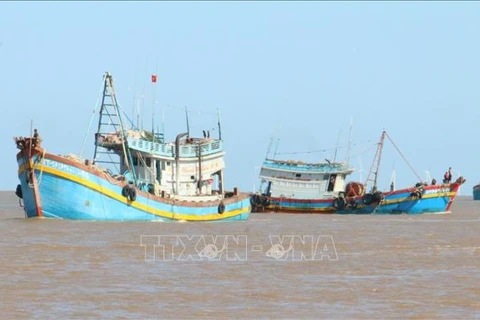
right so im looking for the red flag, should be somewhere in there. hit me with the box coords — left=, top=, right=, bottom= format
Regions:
left=151, top=74, right=157, bottom=83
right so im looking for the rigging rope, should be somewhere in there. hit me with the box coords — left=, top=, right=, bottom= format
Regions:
left=385, top=132, right=423, bottom=182
left=79, top=76, right=106, bottom=158
left=275, top=141, right=377, bottom=157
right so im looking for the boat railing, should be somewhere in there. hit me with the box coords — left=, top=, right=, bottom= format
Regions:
left=262, top=160, right=352, bottom=173
left=128, top=138, right=223, bottom=158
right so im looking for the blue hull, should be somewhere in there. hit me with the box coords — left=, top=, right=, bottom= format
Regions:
left=473, top=185, right=480, bottom=200
left=17, top=155, right=250, bottom=221
left=252, top=185, right=461, bottom=214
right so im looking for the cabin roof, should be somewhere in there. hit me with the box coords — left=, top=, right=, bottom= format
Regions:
left=262, top=158, right=354, bottom=174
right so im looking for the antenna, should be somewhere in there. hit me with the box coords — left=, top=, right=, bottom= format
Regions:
left=358, top=156, right=363, bottom=182
left=185, top=106, right=190, bottom=136
left=132, top=62, right=138, bottom=129
left=136, top=98, right=140, bottom=129
left=151, top=83, right=155, bottom=141
left=273, top=138, right=280, bottom=159
left=29, top=120, right=33, bottom=158
left=333, top=128, right=342, bottom=162
left=265, top=137, right=274, bottom=159
left=217, top=108, right=222, bottom=140
left=346, top=117, right=353, bottom=165
left=141, top=55, right=149, bottom=131
left=151, top=70, right=158, bottom=143
left=390, top=168, right=396, bottom=191
left=425, top=170, right=431, bottom=184
left=161, top=104, right=166, bottom=140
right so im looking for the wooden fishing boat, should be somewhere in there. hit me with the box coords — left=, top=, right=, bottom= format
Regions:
left=14, top=72, right=250, bottom=221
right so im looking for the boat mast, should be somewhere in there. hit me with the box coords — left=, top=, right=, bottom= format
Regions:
left=333, top=128, right=342, bottom=162
left=346, top=117, right=353, bottom=165
left=151, top=74, right=156, bottom=143
left=185, top=106, right=190, bottom=137
left=364, top=130, right=386, bottom=192
left=265, top=137, right=274, bottom=159
left=217, top=108, right=222, bottom=140
left=273, top=138, right=280, bottom=160
left=92, top=72, right=137, bottom=182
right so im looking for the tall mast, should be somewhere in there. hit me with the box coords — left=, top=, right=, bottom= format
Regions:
left=92, top=73, right=110, bottom=165
left=272, top=138, right=280, bottom=160
left=185, top=106, right=190, bottom=136
left=333, top=128, right=342, bottom=162
left=364, top=130, right=386, bottom=192
left=151, top=74, right=156, bottom=143
left=217, top=108, right=222, bottom=140
left=92, top=72, right=136, bottom=182
left=346, top=117, right=353, bottom=165
left=265, top=137, right=274, bottom=159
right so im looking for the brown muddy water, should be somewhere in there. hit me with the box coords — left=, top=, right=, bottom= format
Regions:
left=0, top=192, right=479, bottom=319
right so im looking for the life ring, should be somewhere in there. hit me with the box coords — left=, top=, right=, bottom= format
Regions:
left=333, top=197, right=346, bottom=210
left=218, top=202, right=225, bottom=214
left=15, top=184, right=23, bottom=199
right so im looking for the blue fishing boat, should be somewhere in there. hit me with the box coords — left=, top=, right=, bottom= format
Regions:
left=251, top=131, right=465, bottom=214
left=473, top=184, right=480, bottom=200
left=14, top=72, right=250, bottom=221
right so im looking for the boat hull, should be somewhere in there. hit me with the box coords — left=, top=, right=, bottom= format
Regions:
left=473, top=185, right=480, bottom=200
left=251, top=184, right=462, bottom=215
left=17, top=151, right=250, bottom=221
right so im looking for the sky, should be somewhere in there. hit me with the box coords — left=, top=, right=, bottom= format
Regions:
left=1, top=2, right=480, bottom=195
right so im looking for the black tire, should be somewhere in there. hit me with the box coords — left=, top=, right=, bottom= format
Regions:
left=373, top=191, right=384, bottom=203
left=362, top=193, right=374, bottom=205
left=250, top=194, right=259, bottom=206
left=218, top=202, right=225, bottom=214
left=15, top=184, right=23, bottom=199
left=122, top=185, right=136, bottom=202
left=122, top=185, right=129, bottom=198
left=333, top=197, right=346, bottom=210
left=128, top=188, right=137, bottom=202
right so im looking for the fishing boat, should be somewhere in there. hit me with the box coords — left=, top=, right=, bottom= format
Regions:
left=251, top=131, right=465, bottom=214
left=13, top=72, right=250, bottom=221
left=473, top=184, right=480, bottom=200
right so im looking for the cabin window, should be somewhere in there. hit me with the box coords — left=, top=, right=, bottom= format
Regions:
left=295, top=173, right=301, bottom=178
left=167, top=162, right=171, bottom=166
left=146, top=158, right=151, bottom=167
left=133, top=157, right=138, bottom=166
left=191, top=175, right=195, bottom=180
left=327, top=174, right=337, bottom=191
